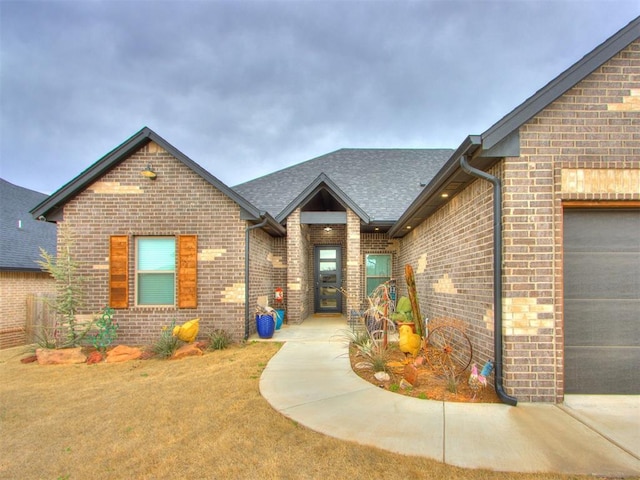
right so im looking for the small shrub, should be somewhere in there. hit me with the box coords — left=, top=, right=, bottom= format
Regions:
left=335, top=327, right=391, bottom=373
left=444, top=366, right=459, bottom=394
left=367, top=347, right=390, bottom=373
left=349, top=328, right=372, bottom=351
left=92, top=307, right=118, bottom=354
left=36, top=225, right=91, bottom=348
left=208, top=329, right=232, bottom=350
left=152, top=321, right=182, bottom=358
left=33, top=327, right=57, bottom=350
left=334, top=328, right=373, bottom=356
left=418, top=392, right=428, bottom=400
left=389, top=384, right=399, bottom=392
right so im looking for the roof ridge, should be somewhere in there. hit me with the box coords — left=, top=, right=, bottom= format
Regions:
left=0, top=177, right=49, bottom=197
left=232, top=147, right=454, bottom=189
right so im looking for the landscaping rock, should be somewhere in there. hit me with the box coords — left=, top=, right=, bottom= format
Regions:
left=106, top=345, right=142, bottom=363
left=36, top=347, right=87, bottom=365
left=194, top=340, right=208, bottom=350
left=354, top=361, right=371, bottom=370
left=20, top=355, right=38, bottom=364
left=374, top=371, right=390, bottom=382
left=399, top=378, right=413, bottom=390
left=86, top=351, right=104, bottom=364
left=139, top=350, right=155, bottom=360
left=171, top=343, right=203, bottom=360
left=403, top=364, right=418, bottom=386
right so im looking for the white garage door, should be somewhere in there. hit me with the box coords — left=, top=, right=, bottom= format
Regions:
left=564, top=209, right=640, bottom=394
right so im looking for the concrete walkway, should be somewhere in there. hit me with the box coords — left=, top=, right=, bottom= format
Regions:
left=256, top=316, right=640, bottom=477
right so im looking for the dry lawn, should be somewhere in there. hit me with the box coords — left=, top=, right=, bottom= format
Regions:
left=0, top=343, right=601, bottom=480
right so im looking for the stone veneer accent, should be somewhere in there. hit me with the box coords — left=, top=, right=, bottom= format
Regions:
left=561, top=168, right=640, bottom=194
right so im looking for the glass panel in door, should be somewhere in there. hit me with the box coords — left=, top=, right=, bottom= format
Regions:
left=315, top=246, right=342, bottom=313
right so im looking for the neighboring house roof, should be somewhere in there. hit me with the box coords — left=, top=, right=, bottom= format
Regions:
left=389, top=16, right=640, bottom=237
left=233, top=148, right=453, bottom=224
left=30, top=128, right=285, bottom=236
left=0, top=178, right=56, bottom=271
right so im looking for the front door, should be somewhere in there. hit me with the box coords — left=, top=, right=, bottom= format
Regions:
left=314, top=246, right=342, bottom=313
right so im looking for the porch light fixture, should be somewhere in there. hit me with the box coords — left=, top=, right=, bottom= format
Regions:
left=140, top=164, right=157, bottom=180
left=441, top=193, right=449, bottom=198
left=324, top=226, right=332, bottom=232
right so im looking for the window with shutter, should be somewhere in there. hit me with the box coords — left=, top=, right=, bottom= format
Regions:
left=136, top=237, right=176, bottom=306
left=109, top=235, right=198, bottom=309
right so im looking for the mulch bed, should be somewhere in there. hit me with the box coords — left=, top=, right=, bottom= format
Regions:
left=349, top=344, right=501, bottom=403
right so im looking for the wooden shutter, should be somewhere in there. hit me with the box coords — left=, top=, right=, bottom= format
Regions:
left=178, top=235, right=198, bottom=308
left=109, top=235, right=129, bottom=308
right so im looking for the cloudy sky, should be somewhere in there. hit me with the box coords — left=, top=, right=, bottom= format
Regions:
left=1, top=1, right=638, bottom=195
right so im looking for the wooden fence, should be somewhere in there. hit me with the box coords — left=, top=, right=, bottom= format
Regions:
left=25, top=294, right=56, bottom=344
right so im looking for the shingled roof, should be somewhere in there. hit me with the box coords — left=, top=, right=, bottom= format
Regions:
left=232, top=148, right=454, bottom=224
left=0, top=178, right=56, bottom=271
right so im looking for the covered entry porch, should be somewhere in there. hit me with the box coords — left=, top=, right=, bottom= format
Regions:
left=284, top=208, right=362, bottom=325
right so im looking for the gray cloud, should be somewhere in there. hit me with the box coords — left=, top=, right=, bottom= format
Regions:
left=1, top=0, right=638, bottom=194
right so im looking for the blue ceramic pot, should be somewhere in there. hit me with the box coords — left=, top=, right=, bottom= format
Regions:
left=274, top=309, right=285, bottom=330
left=256, top=313, right=275, bottom=339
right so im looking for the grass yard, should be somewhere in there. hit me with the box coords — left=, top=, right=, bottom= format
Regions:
left=0, top=342, right=600, bottom=480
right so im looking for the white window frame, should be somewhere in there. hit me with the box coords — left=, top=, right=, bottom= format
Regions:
left=135, top=236, right=176, bottom=306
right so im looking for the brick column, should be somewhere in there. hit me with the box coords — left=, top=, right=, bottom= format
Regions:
left=345, top=209, right=361, bottom=316
left=286, top=209, right=303, bottom=324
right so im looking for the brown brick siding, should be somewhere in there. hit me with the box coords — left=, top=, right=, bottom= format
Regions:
left=0, top=271, right=55, bottom=348
left=270, top=236, right=287, bottom=315
left=501, top=153, right=558, bottom=402
left=345, top=210, right=361, bottom=316
left=285, top=209, right=313, bottom=323
left=248, top=227, right=278, bottom=335
left=399, top=40, right=640, bottom=402
left=515, top=40, right=640, bottom=401
left=398, top=173, right=497, bottom=381
left=60, top=142, right=252, bottom=344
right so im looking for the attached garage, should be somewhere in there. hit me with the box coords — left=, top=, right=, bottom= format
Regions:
left=563, top=208, right=640, bottom=394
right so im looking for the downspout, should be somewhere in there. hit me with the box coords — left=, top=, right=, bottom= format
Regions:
left=244, top=217, right=269, bottom=340
left=460, top=155, right=518, bottom=406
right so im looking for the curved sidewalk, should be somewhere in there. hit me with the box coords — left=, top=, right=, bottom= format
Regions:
left=257, top=317, right=640, bottom=477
